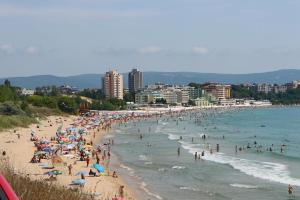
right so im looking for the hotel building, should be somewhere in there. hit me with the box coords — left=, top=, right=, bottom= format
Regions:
left=102, top=70, right=123, bottom=99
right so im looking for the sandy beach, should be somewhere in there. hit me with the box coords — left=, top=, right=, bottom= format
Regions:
left=0, top=115, right=136, bottom=200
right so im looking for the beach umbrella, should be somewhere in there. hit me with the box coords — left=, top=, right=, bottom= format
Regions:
left=42, top=147, right=52, bottom=153
left=75, top=171, right=88, bottom=176
left=40, top=139, right=50, bottom=144
left=71, top=179, right=86, bottom=185
left=31, top=130, right=36, bottom=136
left=68, top=135, right=77, bottom=141
left=79, top=128, right=87, bottom=135
left=51, top=170, right=62, bottom=175
left=35, top=151, right=48, bottom=155
left=44, top=170, right=62, bottom=176
left=66, top=144, right=76, bottom=149
left=93, top=163, right=105, bottom=173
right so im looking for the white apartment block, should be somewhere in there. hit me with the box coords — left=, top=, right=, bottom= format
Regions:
left=102, top=70, right=123, bottom=100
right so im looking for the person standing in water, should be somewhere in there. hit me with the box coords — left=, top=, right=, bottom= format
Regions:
left=194, top=152, right=197, bottom=160
left=288, top=184, right=294, bottom=195
left=177, top=147, right=180, bottom=156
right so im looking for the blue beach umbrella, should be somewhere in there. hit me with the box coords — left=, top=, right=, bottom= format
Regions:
left=71, top=179, right=86, bottom=185
left=75, top=171, right=88, bottom=176
left=68, top=135, right=77, bottom=141
left=42, top=147, right=52, bottom=153
left=93, top=163, right=105, bottom=173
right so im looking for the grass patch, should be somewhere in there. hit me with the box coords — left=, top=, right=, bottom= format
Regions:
left=28, top=105, right=62, bottom=117
left=0, top=115, right=37, bottom=131
left=0, top=161, right=93, bottom=200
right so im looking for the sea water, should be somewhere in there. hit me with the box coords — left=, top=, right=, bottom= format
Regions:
left=106, top=107, right=300, bottom=200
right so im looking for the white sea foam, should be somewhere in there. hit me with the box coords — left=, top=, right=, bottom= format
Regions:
left=139, top=155, right=148, bottom=161
left=180, top=141, right=300, bottom=186
left=120, top=164, right=140, bottom=178
left=179, top=186, right=200, bottom=192
left=119, top=131, right=130, bottom=135
left=145, top=161, right=153, bottom=165
left=230, top=183, right=258, bottom=189
left=158, top=168, right=166, bottom=172
left=120, top=164, right=133, bottom=172
left=168, top=133, right=180, bottom=140
left=140, top=181, right=163, bottom=200
left=172, top=165, right=186, bottom=170
left=115, top=129, right=121, bottom=133
left=103, top=134, right=115, bottom=139
left=155, top=126, right=162, bottom=133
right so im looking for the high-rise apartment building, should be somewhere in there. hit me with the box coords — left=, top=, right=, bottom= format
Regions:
left=128, top=68, right=144, bottom=93
left=102, top=70, right=123, bottom=99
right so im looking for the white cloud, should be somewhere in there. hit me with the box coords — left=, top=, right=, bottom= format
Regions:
left=25, top=46, right=39, bottom=55
left=0, top=4, right=158, bottom=19
left=0, top=43, right=14, bottom=54
left=192, top=46, right=209, bottom=55
left=138, top=46, right=162, bottom=54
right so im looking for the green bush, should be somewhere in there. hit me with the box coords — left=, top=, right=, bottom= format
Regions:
left=0, top=101, right=25, bottom=115
left=0, top=85, right=19, bottom=102
left=0, top=115, right=37, bottom=131
left=26, top=96, right=57, bottom=109
left=57, top=96, right=78, bottom=114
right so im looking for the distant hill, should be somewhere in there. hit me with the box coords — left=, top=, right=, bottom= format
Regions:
left=1, top=69, right=300, bottom=89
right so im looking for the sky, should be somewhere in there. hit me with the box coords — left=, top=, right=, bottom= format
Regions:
left=0, top=0, right=300, bottom=77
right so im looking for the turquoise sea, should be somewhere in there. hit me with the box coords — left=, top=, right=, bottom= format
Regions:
left=105, top=107, right=300, bottom=200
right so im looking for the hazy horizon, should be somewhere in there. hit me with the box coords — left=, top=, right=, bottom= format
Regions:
left=1, top=68, right=299, bottom=79
left=1, top=0, right=300, bottom=77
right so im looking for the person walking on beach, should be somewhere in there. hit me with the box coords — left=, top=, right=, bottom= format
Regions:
left=86, top=156, right=90, bottom=167
left=96, top=154, right=100, bottom=164
left=177, top=147, right=180, bottom=156
left=68, top=164, right=73, bottom=175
